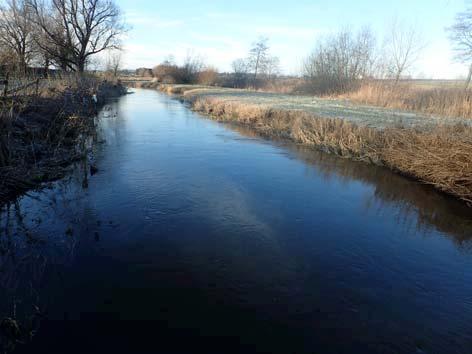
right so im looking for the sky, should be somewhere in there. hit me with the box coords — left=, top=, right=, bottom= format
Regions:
left=117, top=0, right=470, bottom=79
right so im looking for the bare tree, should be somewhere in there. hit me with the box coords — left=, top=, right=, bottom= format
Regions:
left=448, top=2, right=472, bottom=88
left=197, top=66, right=218, bottom=85
left=303, top=27, right=376, bottom=94
left=0, top=0, right=37, bottom=73
left=385, top=19, right=424, bottom=83
left=151, top=52, right=207, bottom=84
left=266, top=56, right=280, bottom=80
left=27, top=0, right=126, bottom=72
left=248, top=37, right=270, bottom=85
left=106, top=50, right=122, bottom=77
left=32, top=13, right=73, bottom=71
left=0, top=45, right=16, bottom=67
left=230, top=58, right=249, bottom=88
left=181, top=51, right=205, bottom=83
left=153, top=61, right=181, bottom=83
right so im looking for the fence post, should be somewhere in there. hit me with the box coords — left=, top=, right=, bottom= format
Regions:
left=35, top=78, right=40, bottom=96
left=3, top=73, right=8, bottom=97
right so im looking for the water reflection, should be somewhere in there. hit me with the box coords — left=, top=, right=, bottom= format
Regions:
left=230, top=124, right=472, bottom=247
left=0, top=89, right=471, bottom=354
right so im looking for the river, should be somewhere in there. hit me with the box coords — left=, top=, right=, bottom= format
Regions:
left=1, top=89, right=471, bottom=354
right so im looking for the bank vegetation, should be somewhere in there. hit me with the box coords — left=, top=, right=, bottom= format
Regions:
left=151, top=84, right=472, bottom=205
left=131, top=7, right=472, bottom=204
left=0, top=0, right=128, bottom=206
left=0, top=75, right=126, bottom=203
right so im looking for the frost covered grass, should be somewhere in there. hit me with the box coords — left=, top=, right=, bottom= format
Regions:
left=157, top=85, right=472, bottom=204
left=177, top=86, right=469, bottom=129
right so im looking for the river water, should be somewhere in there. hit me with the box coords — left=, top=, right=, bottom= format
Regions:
left=1, top=89, right=472, bottom=354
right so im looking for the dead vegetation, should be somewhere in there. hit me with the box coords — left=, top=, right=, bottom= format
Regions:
left=344, top=82, right=472, bottom=119
left=230, top=126, right=472, bottom=245
left=0, top=75, right=126, bottom=203
left=181, top=91, right=472, bottom=204
left=141, top=77, right=472, bottom=120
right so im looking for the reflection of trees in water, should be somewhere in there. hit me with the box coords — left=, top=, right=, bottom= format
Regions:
left=0, top=200, right=47, bottom=353
left=0, top=101, right=118, bottom=352
left=296, top=146, right=472, bottom=248
left=230, top=124, right=472, bottom=248
left=298, top=147, right=472, bottom=246
left=0, top=105, right=470, bottom=350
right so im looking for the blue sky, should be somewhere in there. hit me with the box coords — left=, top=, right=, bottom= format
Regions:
left=118, top=0, right=469, bottom=79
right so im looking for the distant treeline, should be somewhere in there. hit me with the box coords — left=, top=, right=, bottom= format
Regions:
left=142, top=3, right=472, bottom=95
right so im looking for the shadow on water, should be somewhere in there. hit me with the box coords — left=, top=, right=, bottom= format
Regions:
left=0, top=89, right=471, bottom=354
left=291, top=147, right=472, bottom=245
left=0, top=171, right=88, bottom=352
left=229, top=124, right=472, bottom=247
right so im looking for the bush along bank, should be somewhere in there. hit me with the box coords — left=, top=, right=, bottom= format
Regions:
left=0, top=77, right=127, bottom=203
left=160, top=85, right=472, bottom=205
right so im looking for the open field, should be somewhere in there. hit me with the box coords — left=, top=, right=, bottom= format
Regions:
left=408, top=80, right=466, bottom=89
left=154, top=84, right=472, bottom=204
left=166, top=85, right=470, bottom=129
left=129, top=76, right=472, bottom=120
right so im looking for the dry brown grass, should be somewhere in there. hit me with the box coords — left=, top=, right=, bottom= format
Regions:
left=230, top=126, right=472, bottom=244
left=0, top=76, right=125, bottom=203
left=344, top=82, right=472, bottom=119
left=188, top=95, right=472, bottom=204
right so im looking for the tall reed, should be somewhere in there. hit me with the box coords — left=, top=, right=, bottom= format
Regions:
left=344, top=82, right=472, bottom=119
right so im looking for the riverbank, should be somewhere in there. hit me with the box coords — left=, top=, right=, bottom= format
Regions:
left=0, top=77, right=127, bottom=203
left=1, top=89, right=471, bottom=354
left=156, top=84, right=472, bottom=205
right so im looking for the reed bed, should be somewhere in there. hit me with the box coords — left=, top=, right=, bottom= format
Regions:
left=184, top=92, right=472, bottom=204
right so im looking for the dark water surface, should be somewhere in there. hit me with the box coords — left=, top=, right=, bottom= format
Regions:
left=1, top=89, right=472, bottom=354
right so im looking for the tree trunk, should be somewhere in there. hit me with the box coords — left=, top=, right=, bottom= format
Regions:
left=77, top=60, right=85, bottom=72
left=19, top=56, right=28, bottom=76
left=394, top=71, right=401, bottom=85
left=465, top=64, right=472, bottom=90
left=43, top=58, right=50, bottom=78
left=253, top=54, right=260, bottom=88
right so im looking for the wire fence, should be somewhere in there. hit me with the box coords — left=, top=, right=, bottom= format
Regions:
left=0, top=73, right=43, bottom=97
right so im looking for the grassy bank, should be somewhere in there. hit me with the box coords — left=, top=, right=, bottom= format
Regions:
left=228, top=127, right=472, bottom=244
left=128, top=75, right=472, bottom=119
left=156, top=85, right=472, bottom=204
left=0, top=76, right=127, bottom=203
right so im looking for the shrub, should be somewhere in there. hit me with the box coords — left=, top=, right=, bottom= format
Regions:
left=197, top=67, right=218, bottom=86
left=152, top=64, right=185, bottom=84
left=303, top=28, right=376, bottom=95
